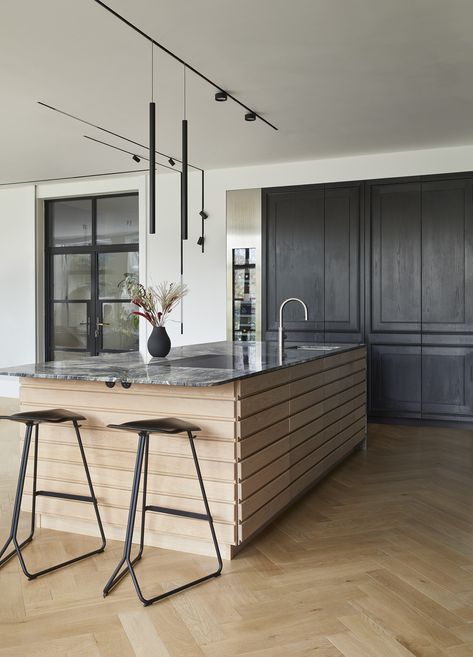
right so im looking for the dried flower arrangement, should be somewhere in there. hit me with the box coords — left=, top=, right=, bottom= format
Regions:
left=122, top=276, right=188, bottom=327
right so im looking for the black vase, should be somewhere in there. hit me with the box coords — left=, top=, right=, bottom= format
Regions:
left=148, top=326, right=171, bottom=357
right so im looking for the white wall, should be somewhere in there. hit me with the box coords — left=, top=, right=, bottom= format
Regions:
left=3, top=142, right=473, bottom=397
left=0, top=186, right=36, bottom=396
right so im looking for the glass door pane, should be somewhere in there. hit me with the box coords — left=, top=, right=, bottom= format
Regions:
left=98, top=252, right=139, bottom=299
left=53, top=254, right=91, bottom=300
left=52, top=302, right=90, bottom=359
left=49, top=199, right=92, bottom=247
left=96, top=195, right=139, bottom=245
left=100, top=302, right=139, bottom=351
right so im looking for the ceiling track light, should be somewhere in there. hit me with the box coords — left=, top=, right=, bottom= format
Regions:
left=215, top=91, right=228, bottom=102
left=38, top=101, right=204, bottom=172
left=132, top=154, right=141, bottom=163
left=168, top=157, right=176, bottom=166
left=199, top=210, right=208, bottom=220
left=93, top=0, right=277, bottom=130
left=245, top=112, right=257, bottom=122
left=197, top=236, right=205, bottom=246
left=83, top=135, right=176, bottom=172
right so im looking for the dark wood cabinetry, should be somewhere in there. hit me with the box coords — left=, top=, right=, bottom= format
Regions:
left=263, top=173, right=473, bottom=425
left=263, top=183, right=362, bottom=344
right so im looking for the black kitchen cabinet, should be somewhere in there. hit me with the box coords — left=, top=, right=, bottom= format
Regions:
left=263, top=183, right=362, bottom=344
left=421, top=346, right=473, bottom=420
left=370, top=182, right=421, bottom=334
left=324, top=186, right=362, bottom=341
left=264, top=187, right=325, bottom=341
left=370, top=344, right=421, bottom=417
left=368, top=176, right=473, bottom=422
left=421, top=179, right=473, bottom=334
left=263, top=172, right=473, bottom=426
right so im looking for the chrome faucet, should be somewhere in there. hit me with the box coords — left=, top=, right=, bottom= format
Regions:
left=278, top=298, right=309, bottom=360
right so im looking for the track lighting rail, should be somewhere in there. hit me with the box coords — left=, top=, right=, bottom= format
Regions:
left=83, top=135, right=177, bottom=172
left=93, top=0, right=278, bottom=131
left=37, top=101, right=203, bottom=172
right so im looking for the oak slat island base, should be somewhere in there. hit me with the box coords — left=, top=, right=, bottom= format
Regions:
left=18, top=346, right=366, bottom=560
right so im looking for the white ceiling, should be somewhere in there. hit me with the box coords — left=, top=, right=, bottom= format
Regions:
left=2, top=0, right=473, bottom=183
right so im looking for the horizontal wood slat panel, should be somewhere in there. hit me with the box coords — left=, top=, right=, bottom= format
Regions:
left=22, top=442, right=235, bottom=481
left=239, top=429, right=365, bottom=542
left=238, top=393, right=365, bottom=459
left=30, top=424, right=236, bottom=460
left=22, top=476, right=236, bottom=522
left=22, top=377, right=236, bottom=399
left=237, top=368, right=293, bottom=397
left=21, top=385, right=236, bottom=419
left=238, top=405, right=366, bottom=482
left=22, top=495, right=236, bottom=543
left=21, top=459, right=236, bottom=503
left=290, top=384, right=366, bottom=432
left=240, top=421, right=366, bottom=520
left=19, top=402, right=236, bottom=440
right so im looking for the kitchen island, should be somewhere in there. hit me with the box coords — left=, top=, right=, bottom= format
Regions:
left=0, top=341, right=366, bottom=559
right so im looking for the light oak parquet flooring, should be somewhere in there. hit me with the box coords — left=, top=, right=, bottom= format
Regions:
left=2, top=398, right=473, bottom=655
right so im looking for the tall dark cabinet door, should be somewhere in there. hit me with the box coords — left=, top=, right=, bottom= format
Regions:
left=264, top=187, right=325, bottom=340
left=421, top=179, right=473, bottom=420
left=368, top=182, right=422, bottom=418
left=370, top=183, right=422, bottom=334
left=324, top=185, right=362, bottom=341
left=421, top=180, right=473, bottom=334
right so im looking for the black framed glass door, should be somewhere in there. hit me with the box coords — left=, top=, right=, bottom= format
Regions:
left=45, top=194, right=139, bottom=361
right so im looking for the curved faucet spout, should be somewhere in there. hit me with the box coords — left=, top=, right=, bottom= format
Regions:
left=278, top=298, right=309, bottom=361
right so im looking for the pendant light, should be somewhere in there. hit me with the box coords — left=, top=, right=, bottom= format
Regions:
left=149, top=43, right=156, bottom=234
left=181, top=66, right=188, bottom=241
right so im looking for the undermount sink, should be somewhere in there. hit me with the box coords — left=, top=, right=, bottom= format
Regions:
left=289, top=345, right=342, bottom=351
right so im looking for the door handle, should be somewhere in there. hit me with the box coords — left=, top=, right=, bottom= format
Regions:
left=95, top=319, right=110, bottom=339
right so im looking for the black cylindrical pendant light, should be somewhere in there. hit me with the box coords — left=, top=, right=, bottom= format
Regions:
left=149, top=101, right=156, bottom=234
left=181, top=118, right=188, bottom=240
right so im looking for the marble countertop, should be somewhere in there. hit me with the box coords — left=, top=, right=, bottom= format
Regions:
left=0, top=341, right=365, bottom=387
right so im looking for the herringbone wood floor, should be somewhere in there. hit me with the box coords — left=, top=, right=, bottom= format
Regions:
left=2, top=397, right=473, bottom=656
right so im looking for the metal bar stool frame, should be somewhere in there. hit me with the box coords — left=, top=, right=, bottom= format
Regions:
left=0, top=412, right=106, bottom=580
left=103, top=425, right=223, bottom=606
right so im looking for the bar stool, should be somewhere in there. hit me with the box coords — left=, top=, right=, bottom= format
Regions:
left=0, top=409, right=106, bottom=579
left=103, top=417, right=223, bottom=606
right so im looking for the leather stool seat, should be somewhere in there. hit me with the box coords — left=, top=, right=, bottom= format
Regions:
left=0, top=408, right=86, bottom=424
left=108, top=417, right=201, bottom=434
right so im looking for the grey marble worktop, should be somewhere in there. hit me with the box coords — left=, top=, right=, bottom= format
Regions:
left=0, top=341, right=365, bottom=387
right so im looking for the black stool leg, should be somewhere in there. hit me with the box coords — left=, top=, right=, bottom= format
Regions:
left=103, top=431, right=223, bottom=607
left=0, top=423, right=35, bottom=574
left=1, top=421, right=106, bottom=580
left=187, top=431, right=223, bottom=576
left=72, top=420, right=106, bottom=551
left=103, top=432, right=147, bottom=598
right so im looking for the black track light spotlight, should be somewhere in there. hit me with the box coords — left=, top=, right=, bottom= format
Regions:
left=132, top=154, right=141, bottom=163
left=215, top=91, right=228, bottom=102
left=199, top=210, right=208, bottom=219
left=197, top=236, right=205, bottom=246
left=168, top=157, right=176, bottom=166
left=245, top=112, right=257, bottom=122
